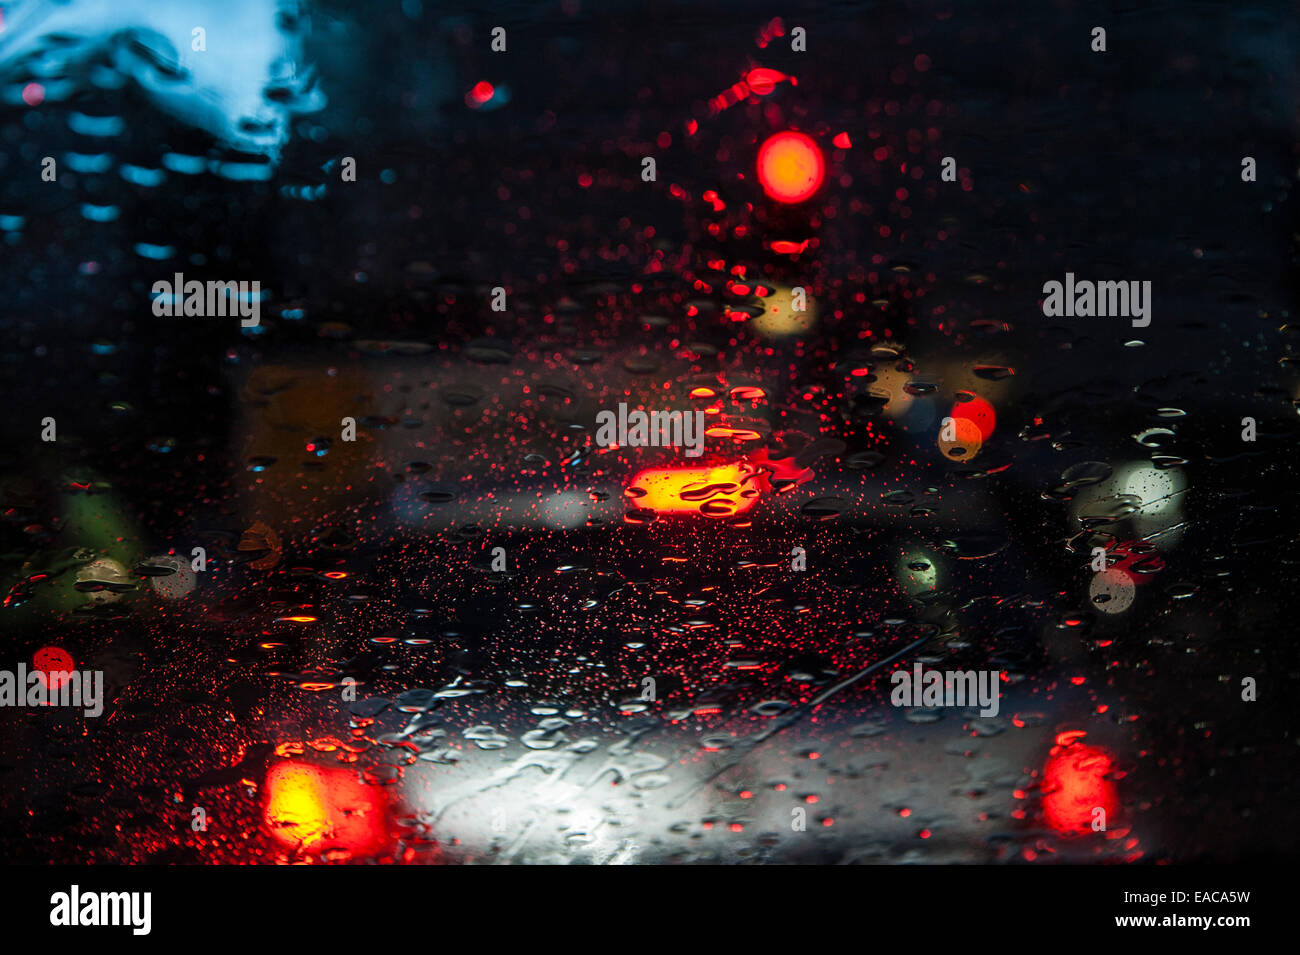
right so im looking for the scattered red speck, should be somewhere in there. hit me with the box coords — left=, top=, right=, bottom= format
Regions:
left=914, top=53, right=932, bottom=72
left=1070, top=675, right=1086, bottom=686
left=833, top=131, right=852, bottom=149
left=685, top=118, right=698, bottom=136
left=919, top=829, right=931, bottom=839
left=805, top=794, right=819, bottom=804
left=577, top=172, right=593, bottom=188
left=22, top=82, right=44, bottom=107
left=899, top=807, right=912, bottom=817
left=728, top=823, right=743, bottom=832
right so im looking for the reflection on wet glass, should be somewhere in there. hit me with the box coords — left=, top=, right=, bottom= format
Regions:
left=0, top=0, right=1296, bottom=866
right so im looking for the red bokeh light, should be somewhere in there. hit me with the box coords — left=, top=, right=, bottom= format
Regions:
left=1042, top=741, right=1118, bottom=837
left=466, top=81, right=495, bottom=107
left=952, top=394, right=996, bottom=441
left=32, top=646, right=74, bottom=693
left=757, top=131, right=825, bottom=203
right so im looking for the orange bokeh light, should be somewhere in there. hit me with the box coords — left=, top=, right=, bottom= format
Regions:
left=264, top=761, right=388, bottom=855
left=757, top=131, right=825, bottom=203
left=626, top=463, right=761, bottom=517
left=625, top=452, right=813, bottom=518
